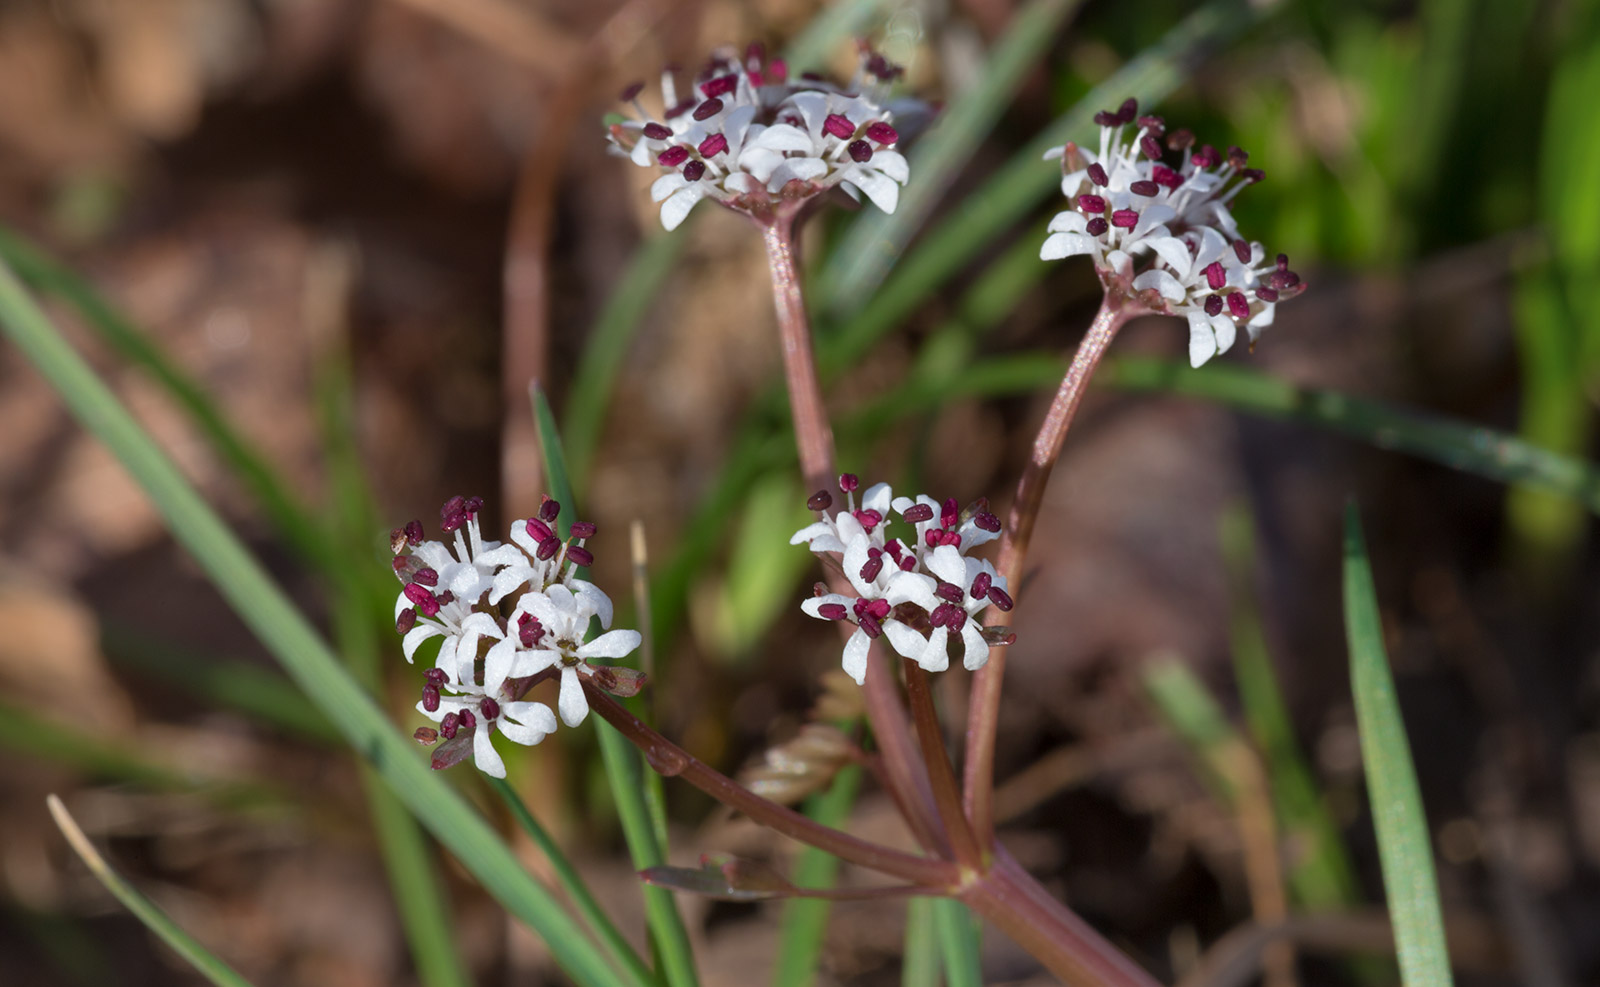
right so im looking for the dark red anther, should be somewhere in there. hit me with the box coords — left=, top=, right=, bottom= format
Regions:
left=396, top=608, right=417, bottom=633
left=860, top=555, right=884, bottom=583
left=1086, top=217, right=1109, bottom=236
left=925, top=528, right=942, bottom=549
left=436, top=590, right=454, bottom=605
left=526, top=518, right=552, bottom=542
left=941, top=530, right=963, bottom=548
left=518, top=614, right=543, bottom=648
left=866, top=121, right=898, bottom=144
left=935, top=582, right=963, bottom=604
left=941, top=497, right=960, bottom=529
left=899, top=556, right=916, bottom=571
left=642, top=122, right=672, bottom=140
left=1167, top=128, right=1195, bottom=150
left=769, top=58, right=787, bottom=81
left=1130, top=179, right=1160, bottom=197
left=464, top=496, right=484, bottom=515
left=1088, top=163, right=1109, bottom=187
left=1192, top=145, right=1218, bottom=168
left=422, top=684, right=441, bottom=712
left=440, top=711, right=460, bottom=739
left=570, top=521, right=597, bottom=539
left=1204, top=261, right=1227, bottom=290
left=987, top=586, right=1014, bottom=611
left=658, top=146, right=689, bottom=167
left=854, top=509, right=883, bottom=531
left=1268, top=254, right=1301, bottom=290
left=847, top=140, right=873, bottom=162
left=412, top=567, right=439, bottom=587
left=566, top=545, right=595, bottom=567
left=480, top=698, right=500, bottom=720
left=1204, top=294, right=1224, bottom=317
left=693, top=98, right=724, bottom=121
left=1111, top=209, right=1139, bottom=229
left=441, top=495, right=466, bottom=519
left=458, top=709, right=477, bottom=732
left=404, top=520, right=425, bottom=546
left=1140, top=136, right=1164, bottom=160
left=745, top=40, right=766, bottom=63
left=682, top=160, right=706, bottom=181
left=901, top=503, right=934, bottom=523
left=620, top=81, right=646, bottom=102
left=1078, top=193, right=1107, bottom=214
left=1137, top=114, right=1165, bottom=132
left=818, top=603, right=849, bottom=620
left=539, top=498, right=560, bottom=522
left=1116, top=98, right=1138, bottom=123
left=807, top=490, right=833, bottom=512
left=864, top=598, right=890, bottom=620
left=1233, top=240, right=1252, bottom=264
left=1093, top=109, right=1120, bottom=127
left=971, top=572, right=992, bottom=599
left=838, top=473, right=860, bottom=492
left=884, top=540, right=904, bottom=561
left=700, top=74, right=738, bottom=97
left=537, top=536, right=561, bottom=561
left=404, top=582, right=438, bottom=615
left=425, top=668, right=447, bottom=686
left=698, top=133, right=729, bottom=157
left=1256, top=287, right=1279, bottom=302
left=1227, top=145, right=1249, bottom=169
left=857, top=612, right=883, bottom=638
left=823, top=113, right=855, bottom=139
left=1227, top=292, right=1250, bottom=319
left=665, top=98, right=698, bottom=118
left=1152, top=164, right=1183, bottom=188
left=974, top=512, right=1001, bottom=532
left=1241, top=168, right=1264, bottom=184
left=414, top=726, right=439, bottom=745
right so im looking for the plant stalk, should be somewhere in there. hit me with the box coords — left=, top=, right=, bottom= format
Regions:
left=903, top=662, right=983, bottom=869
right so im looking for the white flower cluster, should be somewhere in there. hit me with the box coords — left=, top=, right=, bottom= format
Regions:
left=392, top=496, right=641, bottom=778
left=790, top=474, right=1015, bottom=685
left=607, top=43, right=913, bottom=229
left=1040, top=99, right=1305, bottom=367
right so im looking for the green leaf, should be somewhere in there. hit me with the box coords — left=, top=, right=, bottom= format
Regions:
left=932, top=899, right=982, bottom=987
left=48, top=795, right=258, bottom=987
left=771, top=764, right=864, bottom=987
left=1342, top=505, right=1454, bottom=987
left=901, top=897, right=941, bottom=987
left=0, top=260, right=625, bottom=987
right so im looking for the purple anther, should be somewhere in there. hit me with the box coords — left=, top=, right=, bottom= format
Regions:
left=1268, top=254, right=1301, bottom=290
left=935, top=582, right=963, bottom=604
left=857, top=612, right=883, bottom=638
left=682, top=160, right=707, bottom=181
left=1167, top=128, right=1195, bottom=150
left=480, top=698, right=500, bottom=720
left=838, top=473, right=859, bottom=492
left=971, top=572, right=992, bottom=599
left=1088, top=163, right=1109, bottom=187
left=1191, top=145, right=1219, bottom=168
left=539, top=498, right=560, bottom=522
left=620, top=81, right=645, bottom=102
left=864, top=598, right=890, bottom=620
left=440, top=711, right=460, bottom=739
left=403, top=520, right=424, bottom=545
left=570, top=521, right=597, bottom=539
left=518, top=613, right=543, bottom=648
left=412, top=567, right=439, bottom=587
left=1152, top=164, right=1182, bottom=188
left=422, top=684, right=440, bottom=712
left=693, top=98, right=724, bottom=121
left=1233, top=240, right=1252, bottom=264
left=1093, top=109, right=1120, bottom=127
left=1227, top=145, right=1249, bottom=169
left=854, top=509, right=883, bottom=531
left=901, top=503, right=934, bottom=523
left=823, top=113, right=855, bottom=139
left=666, top=99, right=697, bottom=118
left=769, top=58, right=787, bottom=82
left=1241, top=168, right=1264, bottom=184
left=526, top=518, right=552, bottom=542
left=698, top=133, right=729, bottom=157
left=1227, top=292, right=1250, bottom=319
left=658, top=146, right=689, bottom=167
left=1204, top=294, right=1224, bottom=317
left=899, top=556, right=916, bottom=571
left=925, top=528, right=942, bottom=549
left=1137, top=114, right=1165, bottom=132
left=404, top=582, right=438, bottom=613
left=436, top=591, right=454, bottom=605
left=866, top=121, right=899, bottom=144
left=458, top=709, right=477, bottom=731
left=537, top=536, right=561, bottom=561
left=1111, top=209, right=1139, bottom=228
left=1130, top=179, right=1159, bottom=197
left=441, top=495, right=465, bottom=519
left=1086, top=217, right=1109, bottom=236
left=700, top=74, right=737, bottom=97
left=847, top=140, right=873, bottom=162
left=1204, top=261, right=1227, bottom=290
left=1078, top=193, right=1107, bottom=214
left=987, top=586, right=1014, bottom=611
left=425, top=668, right=447, bottom=686
left=818, top=603, right=849, bottom=621
left=745, top=40, right=766, bottom=62
left=1116, top=98, right=1138, bottom=123
left=807, top=490, right=833, bottom=512
left=1140, top=136, right=1164, bottom=160
left=974, top=512, right=1001, bottom=532
left=396, top=608, right=417, bottom=633
left=464, top=496, right=484, bottom=515
left=885, top=540, right=904, bottom=561
left=941, top=497, right=960, bottom=529
left=642, top=122, right=672, bottom=140
left=567, top=545, right=595, bottom=567
left=1256, top=287, right=1279, bottom=302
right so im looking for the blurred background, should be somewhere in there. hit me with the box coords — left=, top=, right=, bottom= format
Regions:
left=2, top=0, right=1598, bottom=983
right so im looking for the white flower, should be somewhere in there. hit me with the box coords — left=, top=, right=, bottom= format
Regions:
left=608, top=44, right=917, bottom=229
left=514, top=583, right=643, bottom=727
left=417, top=688, right=557, bottom=779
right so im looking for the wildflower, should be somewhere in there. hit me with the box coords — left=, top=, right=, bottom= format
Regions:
left=513, top=583, right=644, bottom=727
left=608, top=42, right=916, bottom=229
left=417, top=679, right=558, bottom=778
left=1040, top=99, right=1305, bottom=366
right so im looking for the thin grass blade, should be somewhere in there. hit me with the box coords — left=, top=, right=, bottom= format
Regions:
left=902, top=896, right=941, bottom=987
left=932, top=898, right=982, bottom=987
left=771, top=764, right=864, bottom=987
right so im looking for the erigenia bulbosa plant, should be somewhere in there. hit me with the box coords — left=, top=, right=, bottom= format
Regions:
left=384, top=42, right=1306, bottom=982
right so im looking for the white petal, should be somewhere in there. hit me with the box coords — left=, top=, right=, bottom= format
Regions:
left=1130, top=204, right=1177, bottom=240
left=1133, top=268, right=1185, bottom=302
left=1147, top=236, right=1194, bottom=279
left=801, top=593, right=855, bottom=619
left=558, top=667, right=589, bottom=727
left=497, top=702, right=556, bottom=745
left=841, top=537, right=875, bottom=597
left=745, top=123, right=816, bottom=153
left=842, top=166, right=900, bottom=214
left=956, top=520, right=1000, bottom=550
left=544, top=583, right=576, bottom=614
left=483, top=637, right=518, bottom=694
left=472, top=726, right=507, bottom=778
left=917, top=627, right=950, bottom=673
left=659, top=187, right=703, bottom=231
left=1211, top=312, right=1237, bottom=356
left=790, top=520, right=837, bottom=546
left=402, top=624, right=445, bottom=663
left=925, top=544, right=967, bottom=586
left=1187, top=312, right=1218, bottom=368
left=412, top=542, right=455, bottom=571
left=570, top=580, right=614, bottom=630
left=489, top=565, right=534, bottom=605
left=650, top=172, right=688, bottom=202
left=884, top=571, right=938, bottom=610
left=578, top=629, right=642, bottom=660
left=960, top=620, right=991, bottom=670
left=525, top=649, right=563, bottom=674
left=871, top=150, right=909, bottom=183
left=860, top=482, right=894, bottom=517
left=767, top=157, right=829, bottom=191
left=883, top=620, right=928, bottom=660
left=1040, top=232, right=1095, bottom=261
left=833, top=511, right=865, bottom=543
left=1046, top=210, right=1089, bottom=234
left=474, top=544, right=524, bottom=569
left=841, top=630, right=871, bottom=685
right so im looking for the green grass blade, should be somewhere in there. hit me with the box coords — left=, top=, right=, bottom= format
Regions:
left=821, top=0, right=1084, bottom=311
left=1342, top=505, right=1454, bottom=987
left=771, top=764, right=863, bottom=987
left=931, top=899, right=982, bottom=987
left=47, top=795, right=258, bottom=987
left=0, top=260, right=624, bottom=987
left=901, top=897, right=941, bottom=987
left=0, top=226, right=338, bottom=579
left=821, top=0, right=1266, bottom=371
left=489, top=777, right=658, bottom=987
left=531, top=384, right=700, bottom=987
